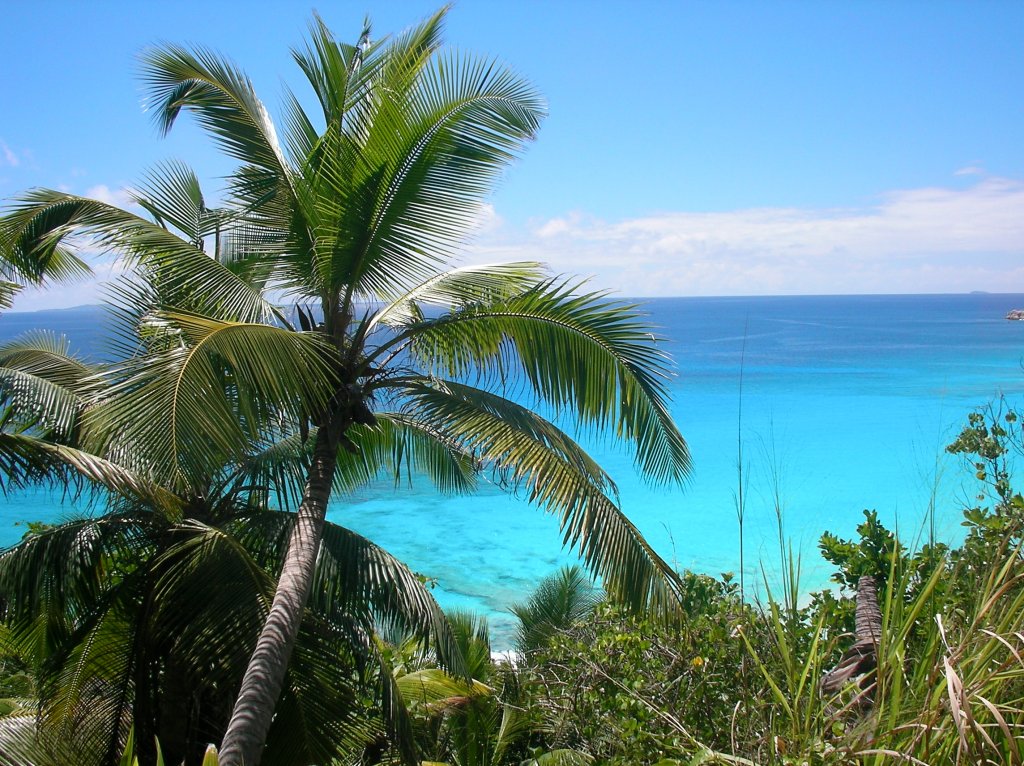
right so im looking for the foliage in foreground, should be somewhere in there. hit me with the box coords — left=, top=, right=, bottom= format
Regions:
left=0, top=407, right=1023, bottom=764
left=2, top=10, right=692, bottom=763
left=505, top=405, right=1024, bottom=766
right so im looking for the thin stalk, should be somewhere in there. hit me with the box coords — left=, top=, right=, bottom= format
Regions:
left=735, top=316, right=749, bottom=605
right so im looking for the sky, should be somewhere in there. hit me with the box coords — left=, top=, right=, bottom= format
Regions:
left=2, top=0, right=1022, bottom=310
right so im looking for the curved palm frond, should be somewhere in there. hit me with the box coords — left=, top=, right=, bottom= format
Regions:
left=397, top=667, right=491, bottom=710
left=389, top=279, right=691, bottom=485
left=0, top=200, right=90, bottom=287
left=336, top=415, right=478, bottom=496
left=0, top=282, right=21, bottom=311
left=263, top=615, right=380, bottom=766
left=0, top=332, right=89, bottom=390
left=370, top=261, right=547, bottom=330
left=37, top=583, right=139, bottom=766
left=316, top=521, right=467, bottom=678
left=0, top=332, right=90, bottom=441
left=0, top=715, right=51, bottom=766
left=204, top=508, right=467, bottom=680
left=396, top=380, right=616, bottom=495
left=2, top=190, right=274, bottom=324
left=134, top=160, right=232, bottom=249
left=334, top=46, right=545, bottom=302
left=0, top=511, right=425, bottom=766
left=86, top=314, right=337, bottom=491
left=510, top=566, right=600, bottom=654
left=444, top=609, right=493, bottom=683
left=396, top=380, right=683, bottom=610
left=139, top=45, right=295, bottom=188
left=527, top=750, right=595, bottom=766
left=0, top=514, right=155, bottom=661
left=0, top=434, right=180, bottom=516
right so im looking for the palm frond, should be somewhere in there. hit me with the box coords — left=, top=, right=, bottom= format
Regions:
left=396, top=380, right=615, bottom=495
left=134, top=160, right=230, bottom=248
left=0, top=197, right=90, bottom=286
left=0, top=434, right=180, bottom=515
left=370, top=262, right=546, bottom=329
left=0, top=715, right=48, bottom=766
left=2, top=190, right=274, bottom=323
left=0, top=282, right=22, bottom=311
left=264, top=616, right=381, bottom=766
left=335, top=415, right=478, bottom=497
left=37, top=591, right=138, bottom=766
left=86, top=314, right=336, bottom=492
left=0, top=332, right=89, bottom=389
left=139, top=45, right=294, bottom=186
left=396, top=668, right=491, bottom=710
left=314, top=521, right=467, bottom=678
left=333, top=46, right=545, bottom=301
left=0, top=332, right=90, bottom=440
left=511, top=566, right=600, bottom=654
left=391, top=280, right=691, bottom=485
left=397, top=380, right=683, bottom=611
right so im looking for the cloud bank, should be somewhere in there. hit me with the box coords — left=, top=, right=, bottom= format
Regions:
left=471, top=177, right=1024, bottom=296
left=8, top=176, right=1024, bottom=312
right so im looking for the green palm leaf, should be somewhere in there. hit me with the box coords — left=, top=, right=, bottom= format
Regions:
left=0, top=434, right=180, bottom=515
left=87, top=314, right=336, bottom=491
left=139, top=45, right=295, bottom=187
left=397, top=668, right=491, bottom=709
left=511, top=566, right=600, bottom=654
left=0, top=332, right=90, bottom=440
left=391, top=280, right=691, bottom=485
left=397, top=380, right=683, bottom=610
left=0, top=282, right=21, bottom=311
left=134, top=161, right=220, bottom=245
left=336, top=415, right=478, bottom=496
left=370, top=262, right=547, bottom=329
left=3, top=190, right=275, bottom=323
left=333, top=48, right=544, bottom=301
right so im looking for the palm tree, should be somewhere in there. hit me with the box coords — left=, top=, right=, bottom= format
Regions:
left=511, top=566, right=601, bottom=656
left=2, top=10, right=692, bottom=764
left=0, top=305, right=470, bottom=766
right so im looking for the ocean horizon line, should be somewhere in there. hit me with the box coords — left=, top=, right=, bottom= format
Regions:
left=7, top=289, right=1024, bottom=315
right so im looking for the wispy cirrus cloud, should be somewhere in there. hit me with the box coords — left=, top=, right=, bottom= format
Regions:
left=470, top=176, right=1024, bottom=296
left=0, top=139, right=20, bottom=167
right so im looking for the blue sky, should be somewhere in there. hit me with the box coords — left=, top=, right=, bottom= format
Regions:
left=2, top=1, right=1022, bottom=308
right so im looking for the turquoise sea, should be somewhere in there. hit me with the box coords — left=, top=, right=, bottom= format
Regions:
left=4, top=294, right=1024, bottom=647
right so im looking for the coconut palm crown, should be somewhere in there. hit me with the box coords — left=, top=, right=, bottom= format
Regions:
left=1, top=10, right=691, bottom=765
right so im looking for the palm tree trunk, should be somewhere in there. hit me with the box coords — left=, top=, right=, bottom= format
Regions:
left=821, top=575, right=882, bottom=709
left=218, top=422, right=341, bottom=766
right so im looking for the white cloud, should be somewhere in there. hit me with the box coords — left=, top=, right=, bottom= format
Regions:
left=85, top=184, right=134, bottom=208
left=9, top=260, right=125, bottom=313
left=468, top=177, right=1024, bottom=296
left=14, top=177, right=1024, bottom=311
left=0, top=140, right=19, bottom=167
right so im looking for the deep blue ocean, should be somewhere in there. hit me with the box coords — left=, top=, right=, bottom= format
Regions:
left=4, top=294, right=1024, bottom=647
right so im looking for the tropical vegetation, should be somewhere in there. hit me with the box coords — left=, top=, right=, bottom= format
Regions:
left=0, top=8, right=690, bottom=765
left=0, top=8, right=1023, bottom=766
